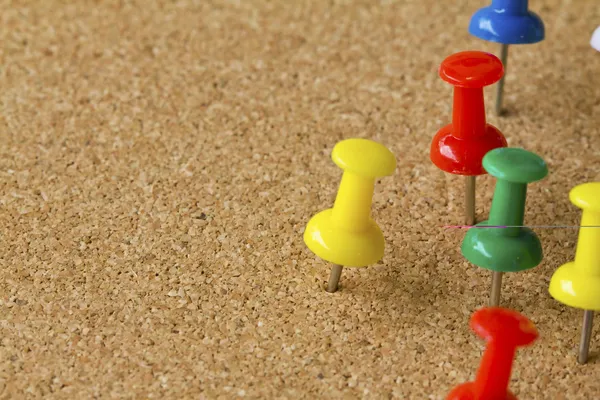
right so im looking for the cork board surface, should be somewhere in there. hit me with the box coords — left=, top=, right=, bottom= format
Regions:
left=0, top=0, right=599, bottom=398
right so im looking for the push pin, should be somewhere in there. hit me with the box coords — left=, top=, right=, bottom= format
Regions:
left=592, top=26, right=600, bottom=52
left=430, top=51, right=507, bottom=226
left=549, top=182, right=600, bottom=364
left=304, top=138, right=396, bottom=292
left=447, top=307, right=538, bottom=400
left=462, top=147, right=548, bottom=307
left=469, top=0, right=545, bottom=115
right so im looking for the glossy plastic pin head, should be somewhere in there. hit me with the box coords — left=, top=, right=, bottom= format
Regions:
left=469, top=0, right=545, bottom=45
left=591, top=26, right=600, bottom=52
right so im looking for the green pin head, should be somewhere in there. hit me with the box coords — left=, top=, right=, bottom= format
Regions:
left=483, top=147, right=548, bottom=183
left=461, top=147, right=548, bottom=273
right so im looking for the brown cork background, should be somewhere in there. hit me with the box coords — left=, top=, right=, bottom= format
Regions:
left=0, top=0, right=599, bottom=399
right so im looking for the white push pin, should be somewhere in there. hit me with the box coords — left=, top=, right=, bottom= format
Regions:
left=591, top=26, right=600, bottom=52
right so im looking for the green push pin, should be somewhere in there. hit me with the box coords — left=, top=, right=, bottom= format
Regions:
left=461, top=147, right=548, bottom=307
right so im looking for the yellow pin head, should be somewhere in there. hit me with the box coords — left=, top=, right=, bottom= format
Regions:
left=570, top=182, right=600, bottom=213
left=331, top=138, right=396, bottom=178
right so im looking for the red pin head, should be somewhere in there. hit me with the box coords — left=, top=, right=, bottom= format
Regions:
left=447, top=307, right=538, bottom=400
left=431, top=51, right=508, bottom=176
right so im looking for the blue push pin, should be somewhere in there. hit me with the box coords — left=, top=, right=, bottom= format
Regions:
left=469, top=0, right=545, bottom=115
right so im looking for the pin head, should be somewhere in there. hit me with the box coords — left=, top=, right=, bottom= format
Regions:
left=592, top=26, right=600, bottom=52
left=483, top=147, right=548, bottom=184
left=332, top=138, right=396, bottom=178
left=471, top=307, right=538, bottom=346
left=469, top=0, right=545, bottom=45
left=439, top=51, right=504, bottom=88
left=570, top=182, right=600, bottom=213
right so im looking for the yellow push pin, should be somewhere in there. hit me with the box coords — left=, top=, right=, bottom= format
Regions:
left=549, top=182, right=600, bottom=364
left=304, top=138, right=396, bottom=292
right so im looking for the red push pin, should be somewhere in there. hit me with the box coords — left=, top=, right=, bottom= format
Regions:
left=430, top=51, right=508, bottom=225
left=447, top=307, right=538, bottom=400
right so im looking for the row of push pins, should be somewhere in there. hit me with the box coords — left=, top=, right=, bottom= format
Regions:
left=300, top=2, right=599, bottom=397
left=302, top=51, right=600, bottom=369
left=451, top=196, right=600, bottom=399
left=432, top=49, right=600, bottom=365
left=303, top=137, right=599, bottom=366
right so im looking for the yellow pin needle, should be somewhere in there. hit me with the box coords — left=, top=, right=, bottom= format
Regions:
left=304, top=138, right=396, bottom=292
left=549, top=182, right=600, bottom=364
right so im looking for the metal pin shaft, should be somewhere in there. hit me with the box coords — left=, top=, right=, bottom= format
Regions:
left=327, top=264, right=343, bottom=293
left=495, top=44, right=509, bottom=116
left=465, top=176, right=476, bottom=226
left=578, top=310, right=594, bottom=364
left=489, top=271, right=503, bottom=307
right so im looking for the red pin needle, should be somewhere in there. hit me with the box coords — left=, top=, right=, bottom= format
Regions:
left=447, top=307, right=538, bottom=400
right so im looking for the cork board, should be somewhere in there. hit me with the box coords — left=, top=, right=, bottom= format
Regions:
left=0, top=0, right=599, bottom=398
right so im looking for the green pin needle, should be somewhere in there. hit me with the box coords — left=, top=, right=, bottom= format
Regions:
left=461, top=147, right=548, bottom=307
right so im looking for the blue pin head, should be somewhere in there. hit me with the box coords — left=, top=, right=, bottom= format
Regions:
left=468, top=0, right=545, bottom=45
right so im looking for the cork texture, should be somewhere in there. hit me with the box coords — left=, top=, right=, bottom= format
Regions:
left=0, top=0, right=599, bottom=398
